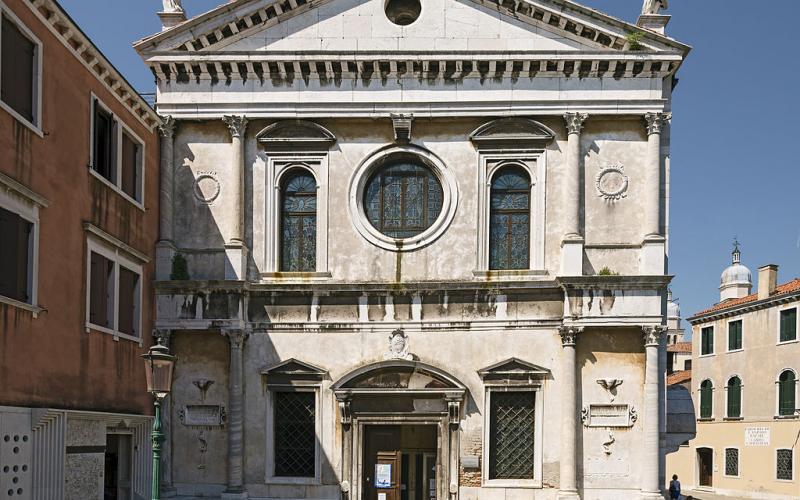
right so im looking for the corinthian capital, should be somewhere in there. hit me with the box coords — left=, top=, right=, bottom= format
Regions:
left=564, top=112, right=589, bottom=135
left=644, top=112, right=671, bottom=136
left=559, top=325, right=584, bottom=346
left=642, top=325, right=667, bottom=346
left=222, top=328, right=250, bottom=349
left=157, top=115, right=176, bottom=139
left=223, top=115, right=248, bottom=139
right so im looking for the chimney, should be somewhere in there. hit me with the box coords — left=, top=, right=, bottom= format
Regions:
left=758, top=265, right=778, bottom=300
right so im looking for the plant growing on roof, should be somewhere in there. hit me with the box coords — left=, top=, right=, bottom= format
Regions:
left=170, top=253, right=190, bottom=280
left=625, top=31, right=645, bottom=51
left=597, top=267, right=619, bottom=276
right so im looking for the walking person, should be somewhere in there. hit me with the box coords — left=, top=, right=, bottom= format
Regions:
left=669, top=474, right=682, bottom=499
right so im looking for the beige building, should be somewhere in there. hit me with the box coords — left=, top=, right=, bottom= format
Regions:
left=135, top=0, right=689, bottom=499
left=666, top=246, right=800, bottom=499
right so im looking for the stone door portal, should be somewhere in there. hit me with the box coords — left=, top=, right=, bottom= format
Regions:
left=697, top=448, right=713, bottom=487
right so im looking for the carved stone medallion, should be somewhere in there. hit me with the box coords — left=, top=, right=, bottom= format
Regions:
left=384, top=328, right=412, bottom=360
left=596, top=165, right=629, bottom=201
left=193, top=172, right=221, bottom=204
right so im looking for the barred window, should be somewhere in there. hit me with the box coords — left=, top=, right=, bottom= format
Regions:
left=489, top=167, right=530, bottom=270
left=701, top=326, right=714, bottom=355
left=778, top=370, right=796, bottom=417
left=726, top=376, right=741, bottom=418
left=488, top=391, right=535, bottom=480
left=280, top=170, right=317, bottom=272
left=274, top=391, right=316, bottom=477
left=725, top=448, right=739, bottom=477
left=728, top=320, right=742, bottom=351
left=699, top=380, right=713, bottom=419
left=777, top=449, right=793, bottom=481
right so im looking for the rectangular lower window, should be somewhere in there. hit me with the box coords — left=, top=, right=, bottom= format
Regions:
left=701, top=326, right=714, bottom=355
left=87, top=237, right=143, bottom=340
left=780, top=308, right=797, bottom=343
left=725, top=448, right=739, bottom=477
left=273, top=391, right=315, bottom=477
left=1, top=14, right=37, bottom=124
left=489, top=390, right=535, bottom=480
left=89, top=251, right=114, bottom=328
left=777, top=449, right=793, bottom=481
left=0, top=206, right=32, bottom=302
left=728, top=320, right=742, bottom=351
left=117, top=266, right=139, bottom=336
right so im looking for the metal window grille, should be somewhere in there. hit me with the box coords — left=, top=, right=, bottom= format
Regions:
left=488, top=391, right=535, bottom=480
left=725, top=448, right=738, bottom=476
left=777, top=449, right=793, bottom=481
left=274, top=391, right=316, bottom=477
left=489, top=167, right=531, bottom=270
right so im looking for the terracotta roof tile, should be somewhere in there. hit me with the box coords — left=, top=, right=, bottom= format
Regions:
left=667, top=370, right=692, bottom=386
left=667, top=341, right=692, bottom=354
left=693, top=279, right=800, bottom=317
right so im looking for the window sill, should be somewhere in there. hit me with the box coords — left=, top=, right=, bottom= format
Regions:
left=85, top=323, right=142, bottom=345
left=697, top=417, right=715, bottom=422
left=774, top=415, right=799, bottom=420
left=260, top=272, right=332, bottom=281
left=726, top=348, right=743, bottom=354
left=481, top=480, right=541, bottom=489
left=472, top=269, right=549, bottom=279
left=723, top=417, right=744, bottom=421
left=698, top=353, right=715, bottom=358
left=265, top=477, right=320, bottom=486
left=777, top=339, right=799, bottom=346
left=0, top=101, right=43, bottom=138
left=0, top=295, right=43, bottom=318
left=88, top=167, right=145, bottom=211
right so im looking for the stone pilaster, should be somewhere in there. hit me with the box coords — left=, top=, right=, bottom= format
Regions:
left=222, top=328, right=250, bottom=499
left=561, top=113, right=588, bottom=276
left=558, top=325, right=583, bottom=500
left=156, top=116, right=177, bottom=280
left=223, top=115, right=249, bottom=280
left=641, top=325, right=667, bottom=499
left=642, top=113, right=669, bottom=238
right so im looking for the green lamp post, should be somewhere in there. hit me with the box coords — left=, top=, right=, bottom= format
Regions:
left=142, top=343, right=176, bottom=500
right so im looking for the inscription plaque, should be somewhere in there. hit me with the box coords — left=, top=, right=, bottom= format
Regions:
left=582, top=404, right=635, bottom=428
left=179, top=404, right=226, bottom=427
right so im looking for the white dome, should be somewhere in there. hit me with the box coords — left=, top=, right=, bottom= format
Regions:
left=720, top=263, right=752, bottom=288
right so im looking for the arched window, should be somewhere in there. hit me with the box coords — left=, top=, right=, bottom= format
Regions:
left=280, top=170, right=317, bottom=272
left=726, top=376, right=742, bottom=418
left=489, top=166, right=531, bottom=270
left=699, top=380, right=713, bottom=419
left=778, top=370, right=796, bottom=416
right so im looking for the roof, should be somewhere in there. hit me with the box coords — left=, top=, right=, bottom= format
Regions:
left=667, top=370, right=691, bottom=386
left=691, top=279, right=800, bottom=320
left=667, top=341, right=691, bottom=354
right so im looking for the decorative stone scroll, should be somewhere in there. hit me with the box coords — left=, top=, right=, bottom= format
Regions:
left=581, top=404, right=637, bottom=428
left=595, top=165, right=629, bottom=201
left=179, top=405, right=226, bottom=427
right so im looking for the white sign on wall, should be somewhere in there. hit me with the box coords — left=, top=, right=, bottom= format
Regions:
left=745, top=427, right=770, bottom=446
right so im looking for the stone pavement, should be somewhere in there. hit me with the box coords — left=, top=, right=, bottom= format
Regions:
left=679, top=490, right=749, bottom=500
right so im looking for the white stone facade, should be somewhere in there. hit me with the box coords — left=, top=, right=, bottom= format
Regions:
left=135, top=0, right=689, bottom=499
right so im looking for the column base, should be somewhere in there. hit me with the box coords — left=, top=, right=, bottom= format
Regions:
left=160, top=485, right=177, bottom=498
left=224, top=242, right=249, bottom=280
left=221, top=491, right=249, bottom=500
left=639, top=490, right=663, bottom=500
left=557, top=490, right=580, bottom=500
left=560, top=236, right=584, bottom=276
left=640, top=235, right=665, bottom=275
left=155, top=240, right=177, bottom=281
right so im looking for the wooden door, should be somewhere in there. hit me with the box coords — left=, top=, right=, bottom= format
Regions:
left=364, top=426, right=401, bottom=500
left=698, top=448, right=713, bottom=487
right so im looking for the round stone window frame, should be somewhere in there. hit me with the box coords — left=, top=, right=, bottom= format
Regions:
left=348, top=144, right=458, bottom=252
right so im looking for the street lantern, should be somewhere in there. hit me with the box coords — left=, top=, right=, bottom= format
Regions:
left=142, top=343, right=176, bottom=500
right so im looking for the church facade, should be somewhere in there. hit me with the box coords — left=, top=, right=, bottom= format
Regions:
left=135, top=0, right=689, bottom=498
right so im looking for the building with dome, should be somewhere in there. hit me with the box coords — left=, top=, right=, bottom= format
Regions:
left=666, top=247, right=800, bottom=499
left=134, top=0, right=690, bottom=499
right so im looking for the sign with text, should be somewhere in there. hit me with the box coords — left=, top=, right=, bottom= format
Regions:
left=745, top=427, right=770, bottom=446
left=375, top=463, right=392, bottom=488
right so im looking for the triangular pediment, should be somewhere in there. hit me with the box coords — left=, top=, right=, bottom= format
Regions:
left=478, top=357, right=550, bottom=380
left=262, top=358, right=328, bottom=383
left=136, top=0, right=688, bottom=56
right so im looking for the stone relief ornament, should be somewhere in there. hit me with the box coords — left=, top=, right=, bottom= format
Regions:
left=596, top=378, right=623, bottom=402
left=602, top=431, right=615, bottom=455
left=629, top=405, right=639, bottom=424
left=193, top=172, right=221, bottom=204
left=161, top=0, right=184, bottom=13
left=642, top=0, right=668, bottom=15
left=384, top=329, right=413, bottom=360
left=596, top=165, right=629, bottom=201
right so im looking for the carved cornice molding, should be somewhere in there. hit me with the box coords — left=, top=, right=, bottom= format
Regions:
left=564, top=112, right=589, bottom=135
left=223, top=115, right=248, bottom=139
left=641, top=325, right=667, bottom=346
left=644, top=112, right=671, bottom=135
left=158, top=115, right=176, bottom=139
left=559, top=325, right=584, bottom=346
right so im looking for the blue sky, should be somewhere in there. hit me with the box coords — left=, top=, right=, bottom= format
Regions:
left=58, top=0, right=800, bottom=323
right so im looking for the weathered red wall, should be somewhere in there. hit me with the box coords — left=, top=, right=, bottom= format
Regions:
left=0, top=0, right=158, bottom=415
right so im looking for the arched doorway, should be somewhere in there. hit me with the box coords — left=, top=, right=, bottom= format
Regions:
left=333, top=360, right=467, bottom=500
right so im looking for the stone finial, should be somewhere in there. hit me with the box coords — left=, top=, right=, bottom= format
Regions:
left=158, top=115, right=176, bottom=139
left=564, top=112, right=588, bottom=135
left=644, top=112, right=671, bottom=136
left=223, top=115, right=249, bottom=139
left=641, top=0, right=668, bottom=15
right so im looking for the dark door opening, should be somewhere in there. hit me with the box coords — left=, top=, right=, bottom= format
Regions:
left=363, top=425, right=437, bottom=500
left=697, top=447, right=713, bottom=487
left=104, top=434, right=132, bottom=500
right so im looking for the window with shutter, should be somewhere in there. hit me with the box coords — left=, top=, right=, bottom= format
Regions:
left=699, top=380, right=713, bottom=419
left=778, top=370, right=796, bottom=417
left=0, top=206, right=32, bottom=303
left=1, top=15, right=36, bottom=124
left=118, top=266, right=139, bottom=337
left=93, top=101, right=116, bottom=184
left=89, top=251, right=114, bottom=328
left=728, top=320, right=742, bottom=351
left=701, top=327, right=714, bottom=355
left=726, top=377, right=741, bottom=418
left=121, top=130, right=141, bottom=201
left=780, top=308, right=797, bottom=343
